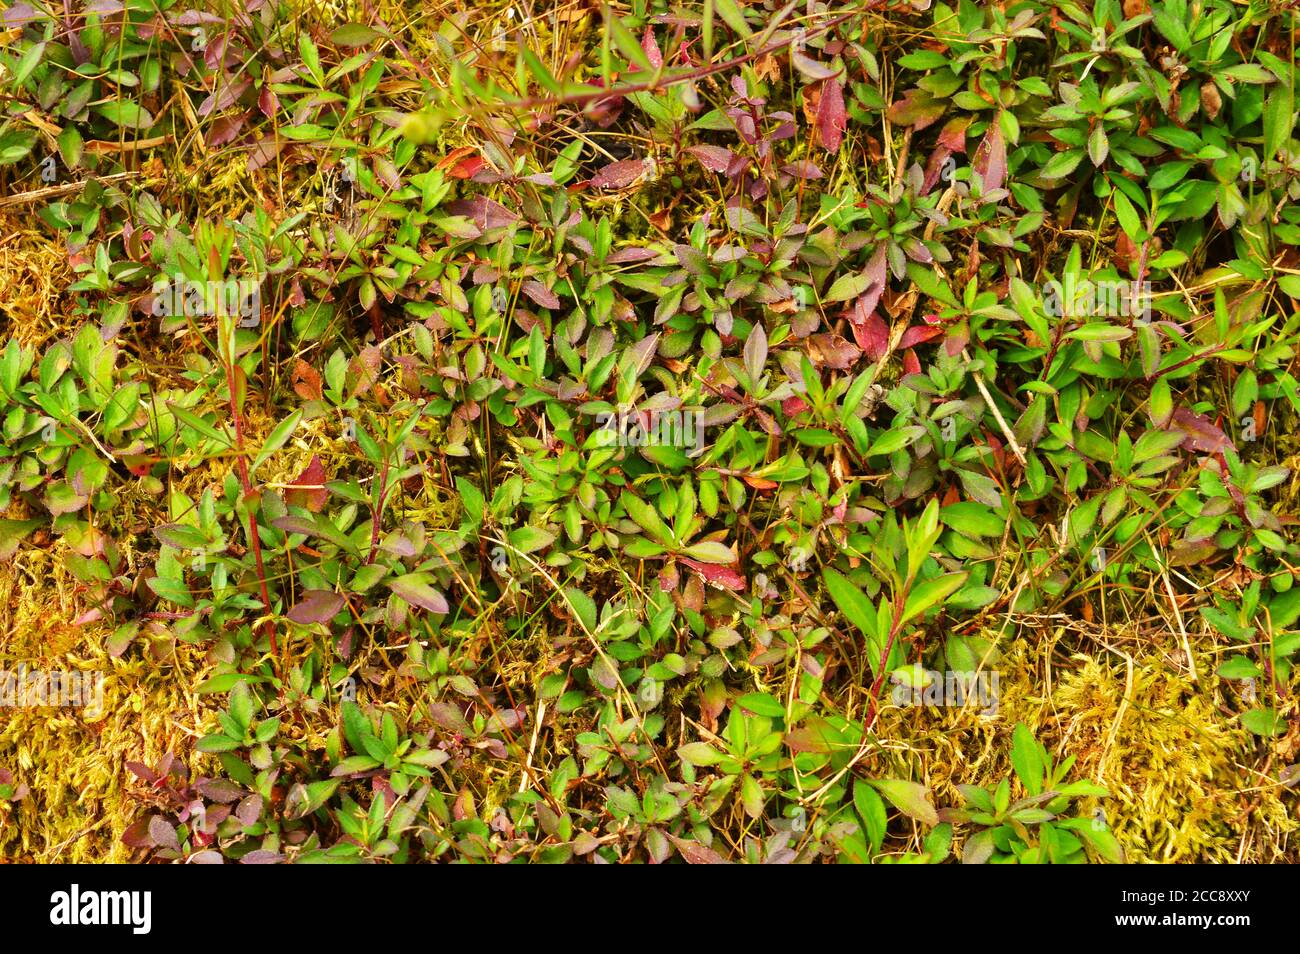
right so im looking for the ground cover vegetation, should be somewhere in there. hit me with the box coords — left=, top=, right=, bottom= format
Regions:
left=0, top=0, right=1298, bottom=863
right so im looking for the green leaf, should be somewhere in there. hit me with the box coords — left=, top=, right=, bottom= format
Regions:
left=825, top=271, right=872, bottom=302
left=251, top=408, right=302, bottom=476
left=1112, top=190, right=1142, bottom=241
left=853, top=780, right=888, bottom=852
left=565, top=586, right=597, bottom=634
left=1060, top=817, right=1125, bottom=863
left=682, top=540, right=735, bottom=563
left=11, top=41, right=45, bottom=89
left=1010, top=722, right=1044, bottom=795
left=1038, top=148, right=1085, bottom=181
left=677, top=742, right=723, bottom=766
left=286, top=779, right=341, bottom=818
left=152, top=523, right=209, bottom=551
left=521, top=48, right=563, bottom=96
left=736, top=692, right=784, bottom=718
left=869, top=779, right=939, bottom=826
left=508, top=526, right=556, bottom=553
left=168, top=403, right=232, bottom=450
left=1264, top=82, right=1295, bottom=162
left=96, top=100, right=153, bottom=130
left=387, top=573, right=450, bottom=614
left=1216, top=656, right=1261, bottom=680
left=823, top=568, right=877, bottom=641
left=1241, top=707, right=1285, bottom=737
left=330, top=24, right=383, bottom=47
left=606, top=9, right=654, bottom=72
left=901, top=572, right=968, bottom=625
left=0, top=518, right=43, bottom=561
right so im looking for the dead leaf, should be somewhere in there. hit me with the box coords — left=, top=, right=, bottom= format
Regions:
left=291, top=359, right=322, bottom=401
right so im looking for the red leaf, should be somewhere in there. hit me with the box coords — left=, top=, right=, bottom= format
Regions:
left=291, top=358, right=322, bottom=401
left=816, top=78, right=846, bottom=152
left=345, top=345, right=382, bottom=398
left=849, top=304, right=889, bottom=359
left=258, top=84, right=278, bottom=120
left=640, top=27, right=663, bottom=69
left=678, top=557, right=746, bottom=592
left=899, top=324, right=944, bottom=349
left=938, top=116, right=973, bottom=152
left=285, top=455, right=328, bottom=513
left=686, top=145, right=733, bottom=173
left=782, top=395, right=811, bottom=416
left=449, top=155, right=486, bottom=179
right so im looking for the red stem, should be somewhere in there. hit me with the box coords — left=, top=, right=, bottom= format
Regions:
left=224, top=354, right=278, bottom=656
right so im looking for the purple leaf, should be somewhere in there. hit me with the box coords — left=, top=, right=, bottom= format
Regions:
left=972, top=117, right=1007, bottom=193
left=240, top=850, right=286, bottom=864
left=855, top=243, right=889, bottom=320
left=445, top=197, right=518, bottom=231
left=148, top=816, right=180, bottom=852
left=521, top=280, right=560, bottom=309
left=1170, top=409, right=1230, bottom=453
left=589, top=158, right=650, bottom=190
left=687, top=145, right=733, bottom=173
left=287, top=589, right=345, bottom=626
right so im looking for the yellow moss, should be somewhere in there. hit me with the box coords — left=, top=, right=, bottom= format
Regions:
left=0, top=547, right=221, bottom=862
left=0, top=211, right=73, bottom=349
left=879, top=628, right=1297, bottom=862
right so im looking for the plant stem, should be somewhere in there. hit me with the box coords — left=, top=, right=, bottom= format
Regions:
left=223, top=336, right=278, bottom=656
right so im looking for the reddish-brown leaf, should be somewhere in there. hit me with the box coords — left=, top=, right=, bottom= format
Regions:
left=285, top=455, right=328, bottom=513
left=291, top=358, right=322, bottom=401
left=806, top=332, right=862, bottom=370
left=850, top=306, right=890, bottom=360
left=668, top=833, right=731, bottom=864
left=589, top=158, right=650, bottom=190
left=887, top=88, right=947, bottom=130
left=899, top=324, right=945, bottom=349
left=1170, top=408, right=1230, bottom=453
left=972, top=117, right=1007, bottom=193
